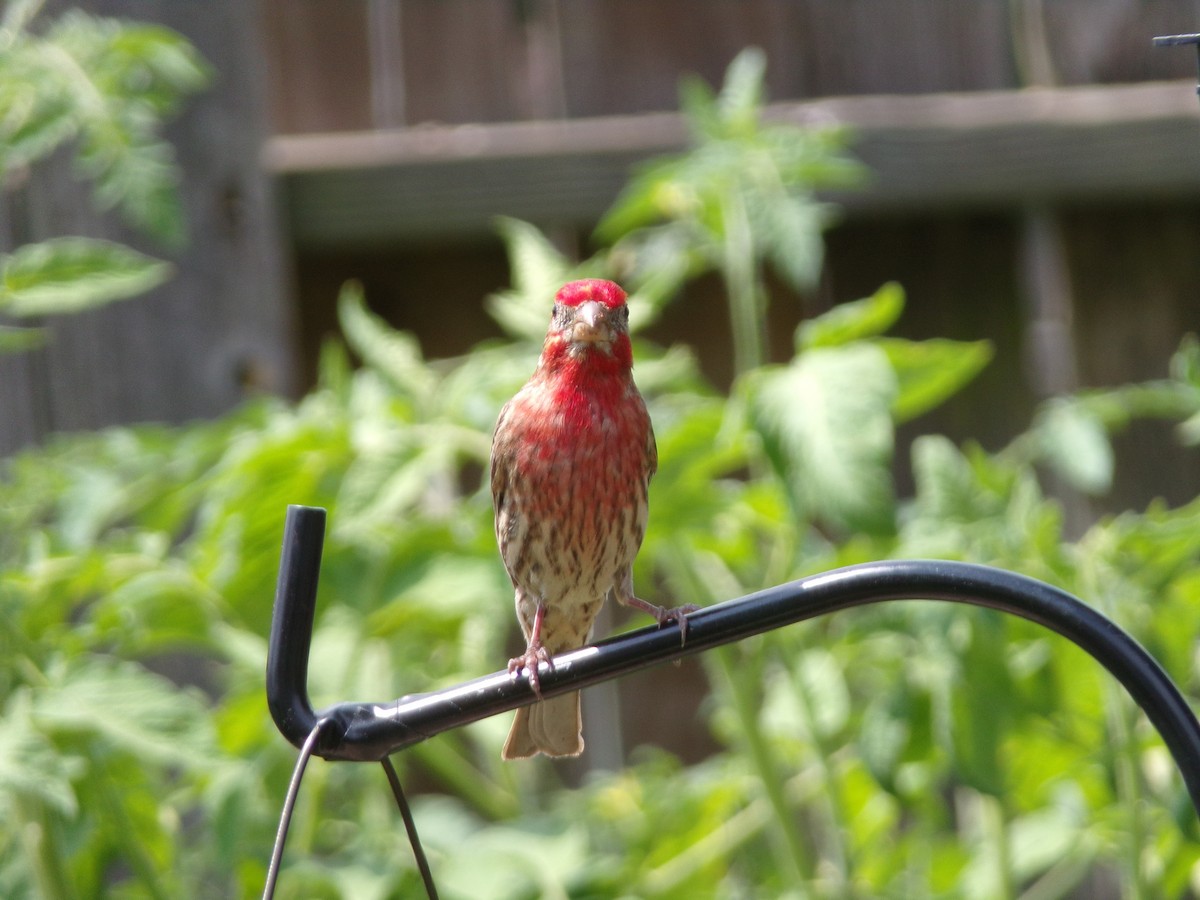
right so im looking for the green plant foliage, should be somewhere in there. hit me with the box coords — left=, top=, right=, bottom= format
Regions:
left=880, top=335, right=995, bottom=426
left=4, top=41, right=1200, bottom=900
left=0, top=0, right=208, bottom=353
left=598, top=46, right=864, bottom=376
left=486, top=216, right=679, bottom=341
left=0, top=237, right=172, bottom=316
left=795, top=281, right=905, bottom=350
left=744, top=341, right=898, bottom=534
left=0, top=5, right=208, bottom=241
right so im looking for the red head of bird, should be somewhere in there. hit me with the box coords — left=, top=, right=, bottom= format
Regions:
left=537, top=279, right=633, bottom=379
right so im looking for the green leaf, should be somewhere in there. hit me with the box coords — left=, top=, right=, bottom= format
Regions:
left=796, top=282, right=905, bottom=351
left=368, top=556, right=507, bottom=636
left=486, top=217, right=574, bottom=339
left=0, top=45, right=79, bottom=174
left=795, top=648, right=850, bottom=738
left=763, top=194, right=826, bottom=293
left=1034, top=401, right=1114, bottom=495
left=678, top=74, right=721, bottom=142
left=90, top=567, right=216, bottom=652
left=716, top=47, right=767, bottom=136
left=432, top=812, right=591, bottom=900
left=859, top=681, right=934, bottom=794
left=0, top=697, right=82, bottom=817
left=608, top=224, right=696, bottom=330
left=317, top=335, right=353, bottom=396
left=1007, top=807, right=1089, bottom=885
left=593, top=159, right=684, bottom=242
left=910, top=435, right=983, bottom=524
left=769, top=124, right=866, bottom=189
left=1180, top=410, right=1200, bottom=446
left=37, top=11, right=208, bottom=246
left=334, top=443, right=438, bottom=531
left=79, top=133, right=186, bottom=246
left=0, top=238, right=171, bottom=317
left=31, top=658, right=215, bottom=770
left=336, top=281, right=437, bottom=401
left=744, top=342, right=897, bottom=533
left=1169, top=333, right=1200, bottom=387
left=105, top=24, right=211, bottom=109
left=879, top=336, right=993, bottom=424
left=498, top=216, right=571, bottom=298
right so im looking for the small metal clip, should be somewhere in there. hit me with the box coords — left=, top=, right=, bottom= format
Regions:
left=1153, top=33, right=1200, bottom=97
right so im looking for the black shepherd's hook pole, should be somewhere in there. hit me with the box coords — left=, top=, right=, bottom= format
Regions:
left=267, top=504, right=1200, bottom=815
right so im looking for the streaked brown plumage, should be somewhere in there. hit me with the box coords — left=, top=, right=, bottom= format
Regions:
left=491, top=278, right=691, bottom=759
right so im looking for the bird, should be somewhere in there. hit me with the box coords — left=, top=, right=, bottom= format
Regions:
left=491, top=278, right=695, bottom=759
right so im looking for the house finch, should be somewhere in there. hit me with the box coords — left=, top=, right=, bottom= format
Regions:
left=492, top=278, right=695, bottom=759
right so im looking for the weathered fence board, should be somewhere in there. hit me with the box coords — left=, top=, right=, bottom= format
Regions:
left=265, top=81, right=1200, bottom=248
left=261, top=0, right=1200, bottom=133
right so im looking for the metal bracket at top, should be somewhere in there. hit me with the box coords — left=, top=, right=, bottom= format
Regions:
left=1154, top=33, right=1200, bottom=95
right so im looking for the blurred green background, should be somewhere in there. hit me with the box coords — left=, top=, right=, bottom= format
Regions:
left=4, top=2, right=1200, bottom=898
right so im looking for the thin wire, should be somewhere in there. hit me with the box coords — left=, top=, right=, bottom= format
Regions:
left=381, top=755, right=439, bottom=900
left=262, top=718, right=328, bottom=900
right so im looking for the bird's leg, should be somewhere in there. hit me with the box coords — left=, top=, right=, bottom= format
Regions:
left=613, top=570, right=700, bottom=645
left=508, top=601, right=552, bottom=697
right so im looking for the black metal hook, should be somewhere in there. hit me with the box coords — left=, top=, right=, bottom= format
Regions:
left=267, top=504, right=1200, bottom=815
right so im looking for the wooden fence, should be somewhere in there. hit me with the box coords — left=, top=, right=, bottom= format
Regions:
left=4, top=0, right=1200, bottom=505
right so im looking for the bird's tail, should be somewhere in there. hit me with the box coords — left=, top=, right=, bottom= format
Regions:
left=502, top=691, right=583, bottom=759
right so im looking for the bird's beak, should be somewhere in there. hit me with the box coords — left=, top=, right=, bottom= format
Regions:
left=569, top=300, right=613, bottom=346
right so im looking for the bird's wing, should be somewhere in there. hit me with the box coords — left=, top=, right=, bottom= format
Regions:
left=642, top=395, right=658, bottom=480
left=490, top=398, right=525, bottom=583
left=490, top=398, right=516, bottom=505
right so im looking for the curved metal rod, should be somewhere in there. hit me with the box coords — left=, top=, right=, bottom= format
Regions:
left=267, top=505, right=1200, bottom=815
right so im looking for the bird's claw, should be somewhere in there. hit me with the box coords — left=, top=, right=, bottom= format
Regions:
left=508, top=644, right=552, bottom=697
left=623, top=596, right=702, bottom=646
left=655, top=603, right=702, bottom=646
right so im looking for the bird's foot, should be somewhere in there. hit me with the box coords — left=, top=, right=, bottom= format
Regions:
left=624, top=596, right=702, bottom=645
left=508, top=643, right=552, bottom=697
